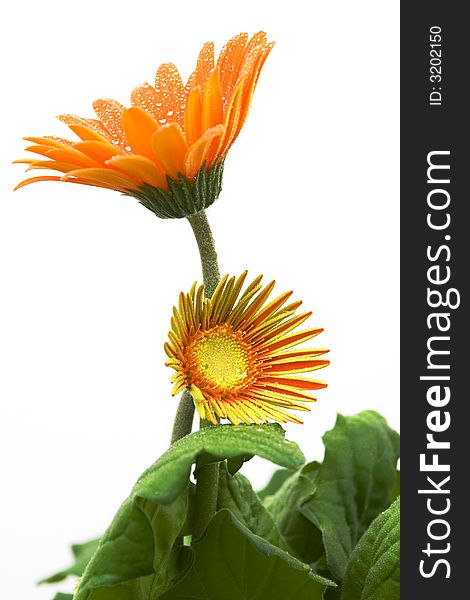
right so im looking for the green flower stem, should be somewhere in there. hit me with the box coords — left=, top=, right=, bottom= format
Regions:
left=187, top=210, right=221, bottom=298
left=169, top=210, right=221, bottom=446
left=187, top=209, right=221, bottom=539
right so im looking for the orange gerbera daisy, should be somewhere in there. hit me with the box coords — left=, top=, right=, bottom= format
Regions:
left=14, top=32, right=273, bottom=219
left=165, top=272, right=329, bottom=425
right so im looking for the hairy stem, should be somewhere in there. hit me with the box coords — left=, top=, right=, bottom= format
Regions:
left=170, top=390, right=195, bottom=445
left=187, top=210, right=220, bottom=298
left=187, top=209, right=221, bottom=539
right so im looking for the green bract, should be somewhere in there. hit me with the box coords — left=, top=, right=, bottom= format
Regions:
left=128, top=162, right=224, bottom=219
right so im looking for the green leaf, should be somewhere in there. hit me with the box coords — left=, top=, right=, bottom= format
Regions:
left=142, top=424, right=304, bottom=499
left=217, top=464, right=286, bottom=549
left=264, top=462, right=324, bottom=563
left=76, top=491, right=188, bottom=600
left=257, top=468, right=294, bottom=500
left=300, top=412, right=400, bottom=580
left=40, top=538, right=100, bottom=583
left=76, top=424, right=304, bottom=600
left=52, top=594, right=74, bottom=600
left=341, top=497, right=400, bottom=600
left=391, top=470, right=400, bottom=502
left=160, top=510, right=336, bottom=600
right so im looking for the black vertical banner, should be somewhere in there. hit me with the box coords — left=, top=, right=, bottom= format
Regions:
left=401, top=2, right=467, bottom=598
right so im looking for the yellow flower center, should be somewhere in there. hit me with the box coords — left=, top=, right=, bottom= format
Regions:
left=188, top=326, right=251, bottom=392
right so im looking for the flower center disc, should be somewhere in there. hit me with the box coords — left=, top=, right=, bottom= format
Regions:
left=194, top=329, right=249, bottom=391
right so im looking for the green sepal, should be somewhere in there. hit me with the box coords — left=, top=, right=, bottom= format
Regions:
left=128, top=161, right=224, bottom=219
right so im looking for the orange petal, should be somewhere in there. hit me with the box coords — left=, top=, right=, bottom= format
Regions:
left=217, top=78, right=245, bottom=156
left=106, top=155, right=167, bottom=189
left=14, top=175, right=62, bottom=190
left=185, top=71, right=197, bottom=95
left=262, top=328, right=324, bottom=354
left=244, top=31, right=268, bottom=57
left=24, top=136, right=74, bottom=148
left=264, top=348, right=330, bottom=362
left=73, top=141, right=125, bottom=164
left=131, top=83, right=160, bottom=121
left=184, top=124, right=224, bottom=179
left=154, top=63, right=185, bottom=126
left=195, top=42, right=214, bottom=89
left=237, top=42, right=274, bottom=136
left=26, top=160, right=79, bottom=173
left=122, top=107, right=159, bottom=161
left=92, top=99, right=127, bottom=147
left=57, top=114, right=111, bottom=141
left=25, top=144, right=61, bottom=157
left=201, top=68, right=223, bottom=132
left=216, top=32, right=249, bottom=108
left=67, top=124, right=110, bottom=143
left=257, top=376, right=328, bottom=391
left=46, top=148, right=100, bottom=168
left=184, top=86, right=203, bottom=147
left=151, top=123, right=188, bottom=180
left=62, top=168, right=138, bottom=191
left=261, top=360, right=330, bottom=374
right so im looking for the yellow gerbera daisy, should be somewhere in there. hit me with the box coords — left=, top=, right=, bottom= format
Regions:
left=165, top=272, right=329, bottom=425
left=14, top=32, right=273, bottom=219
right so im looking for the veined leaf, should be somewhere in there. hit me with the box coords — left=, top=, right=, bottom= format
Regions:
left=160, top=509, right=336, bottom=600
left=264, top=462, right=324, bottom=563
left=341, top=497, right=400, bottom=600
left=257, top=468, right=294, bottom=501
left=217, top=464, right=286, bottom=549
left=300, top=412, right=400, bottom=580
left=40, top=538, right=100, bottom=583
left=75, top=424, right=304, bottom=600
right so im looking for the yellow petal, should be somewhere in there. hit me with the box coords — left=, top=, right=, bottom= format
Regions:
left=151, top=123, right=188, bottom=180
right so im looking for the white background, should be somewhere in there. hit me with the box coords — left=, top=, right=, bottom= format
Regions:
left=0, top=1, right=399, bottom=598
